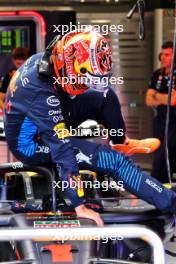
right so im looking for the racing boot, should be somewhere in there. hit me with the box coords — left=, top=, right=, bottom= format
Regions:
left=110, top=137, right=160, bottom=155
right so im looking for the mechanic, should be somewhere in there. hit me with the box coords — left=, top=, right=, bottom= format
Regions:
left=146, top=41, right=176, bottom=182
left=0, top=47, right=29, bottom=111
left=4, top=28, right=176, bottom=226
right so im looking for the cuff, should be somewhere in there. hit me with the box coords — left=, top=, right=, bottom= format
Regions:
left=72, top=198, right=86, bottom=208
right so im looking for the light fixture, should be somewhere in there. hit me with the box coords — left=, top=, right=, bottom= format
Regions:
left=106, top=0, right=110, bottom=3
left=80, top=0, right=85, bottom=2
left=115, top=0, right=119, bottom=2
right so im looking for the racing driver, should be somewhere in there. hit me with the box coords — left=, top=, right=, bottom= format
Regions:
left=4, top=28, right=176, bottom=226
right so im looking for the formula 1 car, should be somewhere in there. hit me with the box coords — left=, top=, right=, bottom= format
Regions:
left=0, top=120, right=174, bottom=264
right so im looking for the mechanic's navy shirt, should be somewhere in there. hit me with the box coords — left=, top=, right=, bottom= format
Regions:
left=4, top=53, right=84, bottom=207
left=148, top=68, right=176, bottom=120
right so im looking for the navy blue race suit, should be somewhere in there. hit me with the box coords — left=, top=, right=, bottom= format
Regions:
left=3, top=53, right=176, bottom=212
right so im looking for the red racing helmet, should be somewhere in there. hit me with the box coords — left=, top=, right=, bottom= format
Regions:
left=51, top=27, right=112, bottom=95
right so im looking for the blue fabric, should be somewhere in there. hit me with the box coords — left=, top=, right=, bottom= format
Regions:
left=17, top=117, right=38, bottom=157
left=4, top=53, right=83, bottom=207
left=96, top=148, right=176, bottom=212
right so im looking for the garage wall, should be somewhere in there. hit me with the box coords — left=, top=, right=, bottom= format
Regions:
left=78, top=12, right=154, bottom=139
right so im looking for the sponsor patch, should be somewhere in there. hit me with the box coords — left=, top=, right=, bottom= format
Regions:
left=11, top=162, right=24, bottom=170
left=47, top=96, right=60, bottom=107
left=36, top=146, right=50, bottom=154
left=53, top=122, right=70, bottom=139
left=53, top=115, right=64, bottom=123
left=75, top=148, right=92, bottom=165
left=34, top=219, right=80, bottom=228
left=48, top=110, right=62, bottom=116
left=145, top=178, right=163, bottom=193
left=69, top=175, right=84, bottom=198
left=6, top=101, right=12, bottom=113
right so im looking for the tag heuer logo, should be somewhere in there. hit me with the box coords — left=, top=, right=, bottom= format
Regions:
left=46, top=96, right=60, bottom=107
